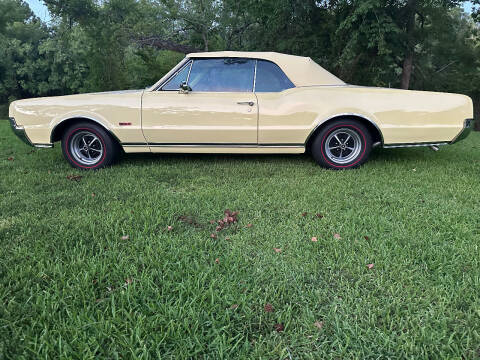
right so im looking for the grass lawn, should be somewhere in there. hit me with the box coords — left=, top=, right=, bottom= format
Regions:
left=1, top=119, right=479, bottom=359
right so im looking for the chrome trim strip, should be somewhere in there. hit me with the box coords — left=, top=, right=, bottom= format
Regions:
left=122, top=142, right=304, bottom=148
left=304, top=113, right=384, bottom=146
left=383, top=142, right=448, bottom=149
left=186, top=60, right=193, bottom=85
left=253, top=59, right=258, bottom=93
left=33, top=143, right=54, bottom=148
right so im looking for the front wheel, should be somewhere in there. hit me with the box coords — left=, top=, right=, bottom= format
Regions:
left=311, top=119, right=372, bottom=170
left=61, top=122, right=120, bottom=170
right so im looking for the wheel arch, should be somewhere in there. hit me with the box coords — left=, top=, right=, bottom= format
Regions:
left=50, top=117, right=121, bottom=145
left=305, top=114, right=383, bottom=152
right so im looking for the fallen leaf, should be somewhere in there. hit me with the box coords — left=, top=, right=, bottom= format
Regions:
left=210, top=210, right=239, bottom=232
left=125, top=278, right=133, bottom=285
left=264, top=303, right=274, bottom=312
left=333, top=233, right=341, bottom=240
left=121, top=235, right=129, bottom=240
left=178, top=215, right=201, bottom=228
left=167, top=226, right=173, bottom=231
left=274, top=323, right=284, bottom=332
left=273, top=247, right=282, bottom=253
left=66, top=174, right=82, bottom=181
left=210, top=233, right=217, bottom=239
left=311, top=237, right=318, bottom=242
left=215, top=258, right=220, bottom=264
left=91, top=193, right=96, bottom=197
left=230, top=304, right=239, bottom=310
left=364, top=236, right=370, bottom=241
left=314, top=321, right=324, bottom=330
left=246, top=223, right=253, bottom=228
left=225, top=237, right=231, bottom=241
left=315, top=213, right=324, bottom=219
left=301, top=212, right=308, bottom=217
left=367, top=263, right=374, bottom=269
left=7, top=157, right=14, bottom=161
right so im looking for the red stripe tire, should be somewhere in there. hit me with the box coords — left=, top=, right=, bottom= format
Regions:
left=311, top=119, right=372, bottom=170
left=61, top=121, right=120, bottom=170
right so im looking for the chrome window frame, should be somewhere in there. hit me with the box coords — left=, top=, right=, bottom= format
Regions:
left=155, top=57, right=294, bottom=93
left=253, top=60, right=258, bottom=93
left=185, top=57, right=256, bottom=93
left=156, top=60, right=193, bottom=91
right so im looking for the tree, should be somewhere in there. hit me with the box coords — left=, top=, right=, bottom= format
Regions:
left=0, top=0, right=50, bottom=114
left=155, top=0, right=222, bottom=51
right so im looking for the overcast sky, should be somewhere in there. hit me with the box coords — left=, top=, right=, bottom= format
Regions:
left=25, top=0, right=474, bottom=24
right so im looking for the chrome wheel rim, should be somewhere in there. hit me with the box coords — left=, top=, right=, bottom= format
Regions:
left=325, top=128, right=362, bottom=164
left=69, top=131, right=103, bottom=165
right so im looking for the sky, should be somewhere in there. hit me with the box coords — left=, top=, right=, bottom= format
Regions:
left=25, top=0, right=475, bottom=23
left=25, top=0, right=51, bottom=23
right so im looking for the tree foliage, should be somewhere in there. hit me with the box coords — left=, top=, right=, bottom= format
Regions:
left=1, top=0, right=479, bottom=129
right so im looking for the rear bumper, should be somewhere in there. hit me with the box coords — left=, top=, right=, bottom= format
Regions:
left=450, top=118, right=474, bottom=144
left=9, top=117, right=53, bottom=148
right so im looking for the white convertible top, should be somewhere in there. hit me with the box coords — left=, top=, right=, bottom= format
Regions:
left=187, top=51, right=345, bottom=87
left=150, top=51, right=345, bottom=90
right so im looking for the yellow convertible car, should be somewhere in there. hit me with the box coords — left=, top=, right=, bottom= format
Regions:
left=9, top=51, right=473, bottom=170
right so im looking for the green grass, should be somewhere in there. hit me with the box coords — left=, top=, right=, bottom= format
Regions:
left=1, top=119, right=479, bottom=359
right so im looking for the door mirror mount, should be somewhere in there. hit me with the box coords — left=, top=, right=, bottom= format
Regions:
left=179, top=81, right=192, bottom=94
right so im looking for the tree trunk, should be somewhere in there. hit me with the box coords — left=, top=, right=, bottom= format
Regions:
left=473, top=96, right=480, bottom=132
left=400, top=0, right=417, bottom=90
left=400, top=53, right=413, bottom=90
left=202, top=30, right=209, bottom=52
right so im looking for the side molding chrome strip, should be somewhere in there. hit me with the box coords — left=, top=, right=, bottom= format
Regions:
left=34, top=143, right=54, bottom=148
left=383, top=142, right=448, bottom=149
left=122, top=143, right=304, bottom=148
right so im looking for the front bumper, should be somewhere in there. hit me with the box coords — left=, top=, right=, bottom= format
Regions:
left=450, top=118, right=474, bottom=144
left=9, top=117, right=33, bottom=147
left=9, top=117, right=53, bottom=148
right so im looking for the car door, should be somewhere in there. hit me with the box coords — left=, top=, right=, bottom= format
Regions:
left=253, top=60, right=303, bottom=145
left=142, top=58, right=258, bottom=148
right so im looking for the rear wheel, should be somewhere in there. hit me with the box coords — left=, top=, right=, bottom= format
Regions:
left=311, top=119, right=372, bottom=170
left=61, top=122, right=120, bottom=170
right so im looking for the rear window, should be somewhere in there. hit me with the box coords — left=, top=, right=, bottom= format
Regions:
left=255, top=60, right=295, bottom=92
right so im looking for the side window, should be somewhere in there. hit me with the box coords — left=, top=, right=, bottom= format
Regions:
left=161, top=62, right=191, bottom=91
left=255, top=60, right=295, bottom=92
left=188, top=58, right=255, bottom=92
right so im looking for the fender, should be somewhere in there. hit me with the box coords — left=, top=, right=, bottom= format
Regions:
left=50, top=114, right=122, bottom=145
left=305, top=112, right=384, bottom=146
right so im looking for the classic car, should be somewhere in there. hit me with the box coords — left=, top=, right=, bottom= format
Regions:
left=9, top=51, right=474, bottom=170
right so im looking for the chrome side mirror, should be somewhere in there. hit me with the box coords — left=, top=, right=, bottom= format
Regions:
left=179, top=81, right=192, bottom=94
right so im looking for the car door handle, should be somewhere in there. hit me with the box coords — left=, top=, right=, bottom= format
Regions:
left=237, top=101, right=255, bottom=106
